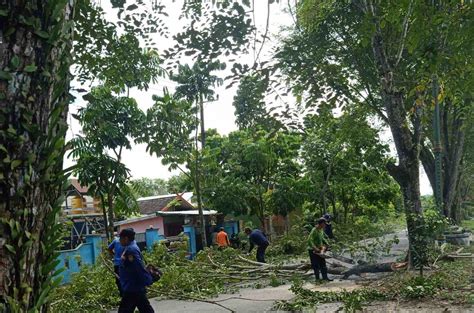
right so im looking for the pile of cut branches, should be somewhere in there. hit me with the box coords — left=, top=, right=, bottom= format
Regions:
left=145, top=245, right=311, bottom=300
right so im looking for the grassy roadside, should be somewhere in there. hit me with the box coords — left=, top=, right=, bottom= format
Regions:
left=275, top=243, right=473, bottom=312
left=461, top=219, right=474, bottom=233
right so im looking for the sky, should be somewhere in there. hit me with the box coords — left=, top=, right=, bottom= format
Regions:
left=65, top=0, right=433, bottom=195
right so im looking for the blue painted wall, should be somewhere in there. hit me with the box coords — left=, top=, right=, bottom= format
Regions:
left=56, top=225, right=200, bottom=284
left=56, top=235, right=102, bottom=284
left=145, top=228, right=165, bottom=250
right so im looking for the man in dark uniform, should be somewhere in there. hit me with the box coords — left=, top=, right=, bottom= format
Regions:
left=323, top=213, right=334, bottom=239
left=118, top=228, right=154, bottom=313
left=245, top=227, right=270, bottom=263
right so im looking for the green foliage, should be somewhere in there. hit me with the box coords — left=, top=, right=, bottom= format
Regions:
left=167, top=173, right=193, bottom=194
left=382, top=260, right=472, bottom=304
left=130, top=178, right=168, bottom=197
left=171, top=60, right=224, bottom=104
left=278, top=255, right=473, bottom=311
left=267, top=220, right=308, bottom=257
left=275, top=279, right=387, bottom=312
left=50, top=257, right=120, bottom=312
left=202, top=129, right=302, bottom=225
left=141, top=91, right=197, bottom=167
left=167, top=1, right=253, bottom=65
left=70, top=86, right=145, bottom=216
left=399, top=276, right=437, bottom=299
left=301, top=109, right=401, bottom=222
left=233, top=72, right=281, bottom=131
left=74, top=1, right=165, bottom=92
left=408, top=209, right=448, bottom=272
left=332, top=234, right=400, bottom=265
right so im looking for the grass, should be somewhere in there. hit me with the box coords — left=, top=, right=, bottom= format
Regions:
left=461, top=219, right=474, bottom=232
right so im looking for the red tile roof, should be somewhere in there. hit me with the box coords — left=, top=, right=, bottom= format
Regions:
left=69, top=179, right=89, bottom=194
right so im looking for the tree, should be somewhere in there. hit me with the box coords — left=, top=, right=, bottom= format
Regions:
left=167, top=173, right=193, bottom=194
left=139, top=92, right=211, bottom=245
left=301, top=108, right=400, bottom=223
left=169, top=60, right=224, bottom=247
left=70, top=87, right=145, bottom=240
left=277, top=0, right=474, bottom=267
left=130, top=178, right=168, bottom=198
left=233, top=72, right=283, bottom=131
left=0, top=1, right=75, bottom=309
left=202, top=129, right=302, bottom=230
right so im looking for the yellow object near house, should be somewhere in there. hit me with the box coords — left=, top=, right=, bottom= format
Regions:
left=93, top=197, right=102, bottom=212
left=71, top=196, right=84, bottom=213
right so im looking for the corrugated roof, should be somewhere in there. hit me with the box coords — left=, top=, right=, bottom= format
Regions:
left=137, top=192, right=195, bottom=215
left=114, top=214, right=157, bottom=226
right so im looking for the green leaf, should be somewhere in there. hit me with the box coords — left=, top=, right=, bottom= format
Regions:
left=4, top=244, right=16, bottom=254
left=34, top=30, right=49, bottom=39
left=24, top=64, right=38, bottom=73
left=0, top=71, right=12, bottom=81
left=10, top=56, right=20, bottom=68
left=0, top=9, right=7, bottom=16
left=11, top=160, right=22, bottom=169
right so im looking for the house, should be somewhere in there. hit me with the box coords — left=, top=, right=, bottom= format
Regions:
left=62, top=179, right=102, bottom=215
left=114, top=192, right=241, bottom=253
left=60, top=179, right=105, bottom=249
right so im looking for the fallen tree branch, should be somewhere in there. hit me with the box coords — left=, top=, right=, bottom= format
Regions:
left=342, top=262, right=395, bottom=279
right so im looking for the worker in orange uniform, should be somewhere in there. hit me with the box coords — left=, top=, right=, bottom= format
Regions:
left=216, top=227, right=230, bottom=249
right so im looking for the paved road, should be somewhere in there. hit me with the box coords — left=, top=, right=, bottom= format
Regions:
left=109, top=230, right=409, bottom=313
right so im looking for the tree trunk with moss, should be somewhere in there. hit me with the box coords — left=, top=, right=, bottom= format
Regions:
left=0, top=1, right=74, bottom=310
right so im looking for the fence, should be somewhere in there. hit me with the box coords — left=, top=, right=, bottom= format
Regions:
left=55, top=221, right=239, bottom=284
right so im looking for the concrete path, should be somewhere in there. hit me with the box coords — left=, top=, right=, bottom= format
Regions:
left=110, top=230, right=409, bottom=313
left=146, top=280, right=362, bottom=313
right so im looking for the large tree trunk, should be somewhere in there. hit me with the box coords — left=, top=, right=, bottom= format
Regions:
left=0, top=1, right=74, bottom=310
left=365, top=1, right=424, bottom=267
left=420, top=99, right=468, bottom=222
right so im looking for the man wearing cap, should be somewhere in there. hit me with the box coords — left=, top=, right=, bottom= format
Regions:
left=307, top=218, right=333, bottom=282
left=118, top=228, right=154, bottom=313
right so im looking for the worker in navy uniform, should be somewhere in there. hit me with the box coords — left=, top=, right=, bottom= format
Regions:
left=118, top=228, right=154, bottom=313
left=245, top=227, right=270, bottom=263
left=323, top=213, right=334, bottom=240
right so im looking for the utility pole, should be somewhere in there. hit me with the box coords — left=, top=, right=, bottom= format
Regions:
left=432, top=75, right=443, bottom=214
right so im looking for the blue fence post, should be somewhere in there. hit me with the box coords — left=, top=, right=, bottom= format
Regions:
left=224, top=221, right=239, bottom=236
left=183, top=225, right=196, bottom=259
left=145, top=227, right=159, bottom=250
left=85, top=234, right=102, bottom=263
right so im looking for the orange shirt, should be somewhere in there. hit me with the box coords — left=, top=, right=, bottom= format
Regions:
left=216, top=231, right=230, bottom=247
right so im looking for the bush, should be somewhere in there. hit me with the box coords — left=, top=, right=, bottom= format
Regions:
left=266, top=221, right=308, bottom=257
left=49, top=256, right=120, bottom=312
